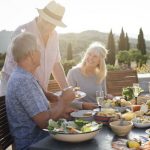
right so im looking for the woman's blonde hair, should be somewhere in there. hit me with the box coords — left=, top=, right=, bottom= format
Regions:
left=79, top=42, right=108, bottom=83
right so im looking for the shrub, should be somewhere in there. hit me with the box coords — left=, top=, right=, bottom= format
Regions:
left=129, top=49, right=141, bottom=62
left=62, top=60, right=76, bottom=75
left=116, top=50, right=130, bottom=64
left=107, top=64, right=120, bottom=71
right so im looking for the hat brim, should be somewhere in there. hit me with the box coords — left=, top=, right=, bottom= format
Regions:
left=37, top=9, right=67, bottom=28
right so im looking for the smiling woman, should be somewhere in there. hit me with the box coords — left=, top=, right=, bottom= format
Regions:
left=67, top=42, right=108, bottom=110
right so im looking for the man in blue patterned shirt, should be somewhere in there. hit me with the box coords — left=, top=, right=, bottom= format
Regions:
left=6, top=32, right=75, bottom=150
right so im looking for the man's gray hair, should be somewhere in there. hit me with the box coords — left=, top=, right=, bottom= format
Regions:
left=12, top=32, right=37, bottom=62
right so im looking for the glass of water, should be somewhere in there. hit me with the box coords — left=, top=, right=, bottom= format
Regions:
left=96, top=90, right=104, bottom=111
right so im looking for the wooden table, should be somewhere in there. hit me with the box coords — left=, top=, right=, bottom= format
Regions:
left=29, top=126, right=148, bottom=150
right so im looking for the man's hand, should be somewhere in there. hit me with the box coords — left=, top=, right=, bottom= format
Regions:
left=61, top=87, right=75, bottom=103
left=45, top=92, right=59, bottom=103
left=61, top=106, right=76, bottom=119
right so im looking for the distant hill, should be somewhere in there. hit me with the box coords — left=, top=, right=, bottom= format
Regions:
left=0, top=30, right=150, bottom=60
left=59, top=30, right=150, bottom=61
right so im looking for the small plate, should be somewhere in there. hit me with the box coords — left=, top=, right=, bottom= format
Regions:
left=133, top=122, right=150, bottom=128
left=75, top=91, right=86, bottom=100
left=145, top=128, right=150, bottom=135
left=54, top=91, right=86, bottom=100
left=114, top=106, right=131, bottom=113
left=71, top=110, right=95, bottom=118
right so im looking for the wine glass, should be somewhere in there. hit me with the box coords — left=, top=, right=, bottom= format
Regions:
left=148, top=82, right=150, bottom=93
left=133, top=83, right=140, bottom=105
left=96, top=90, right=104, bottom=111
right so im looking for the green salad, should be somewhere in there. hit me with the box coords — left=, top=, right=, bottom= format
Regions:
left=48, top=119, right=102, bottom=134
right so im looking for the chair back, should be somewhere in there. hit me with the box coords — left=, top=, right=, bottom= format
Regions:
left=0, top=96, right=13, bottom=150
left=47, top=80, right=60, bottom=92
left=106, top=70, right=138, bottom=96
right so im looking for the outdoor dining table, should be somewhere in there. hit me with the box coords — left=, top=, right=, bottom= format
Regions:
left=29, top=125, right=148, bottom=150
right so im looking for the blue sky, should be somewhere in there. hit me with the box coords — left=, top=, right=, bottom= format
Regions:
left=0, top=0, right=149, bottom=40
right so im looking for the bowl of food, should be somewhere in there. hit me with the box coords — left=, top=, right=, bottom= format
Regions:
left=94, top=108, right=120, bottom=125
left=132, top=116, right=150, bottom=128
left=46, top=119, right=102, bottom=142
left=110, top=120, right=133, bottom=136
left=102, top=98, right=131, bottom=113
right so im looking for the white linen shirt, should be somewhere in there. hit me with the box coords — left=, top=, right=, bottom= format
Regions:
left=1, top=18, right=61, bottom=92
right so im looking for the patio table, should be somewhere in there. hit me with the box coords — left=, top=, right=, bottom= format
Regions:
left=29, top=126, right=148, bottom=150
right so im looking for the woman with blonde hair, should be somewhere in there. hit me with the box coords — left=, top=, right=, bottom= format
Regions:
left=67, top=42, right=108, bottom=109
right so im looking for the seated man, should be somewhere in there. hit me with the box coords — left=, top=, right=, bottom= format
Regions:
left=6, top=32, right=75, bottom=150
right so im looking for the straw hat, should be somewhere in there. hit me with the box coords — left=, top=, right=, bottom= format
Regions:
left=37, top=0, right=66, bottom=27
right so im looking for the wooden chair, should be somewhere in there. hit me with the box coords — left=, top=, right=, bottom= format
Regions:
left=106, top=70, right=138, bottom=96
left=47, top=80, right=60, bottom=92
left=0, top=96, right=14, bottom=150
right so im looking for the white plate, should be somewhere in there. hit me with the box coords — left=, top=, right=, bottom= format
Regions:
left=145, top=129, right=150, bottom=135
left=71, top=110, right=95, bottom=118
left=114, top=106, right=131, bottom=112
left=133, top=122, right=150, bottom=128
left=51, top=129, right=100, bottom=142
left=54, top=91, right=86, bottom=100
left=75, top=91, right=86, bottom=100
left=132, top=117, right=150, bottom=128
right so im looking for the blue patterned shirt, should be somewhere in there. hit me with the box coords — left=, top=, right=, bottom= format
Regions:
left=6, top=67, right=49, bottom=150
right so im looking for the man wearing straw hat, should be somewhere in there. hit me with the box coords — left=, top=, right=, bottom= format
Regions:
left=0, top=1, right=70, bottom=100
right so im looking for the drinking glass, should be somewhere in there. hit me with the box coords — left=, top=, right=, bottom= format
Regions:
left=133, top=83, right=140, bottom=104
left=96, top=90, right=104, bottom=111
left=148, top=82, right=150, bottom=93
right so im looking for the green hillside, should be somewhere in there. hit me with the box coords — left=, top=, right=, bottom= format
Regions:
left=0, top=30, right=150, bottom=61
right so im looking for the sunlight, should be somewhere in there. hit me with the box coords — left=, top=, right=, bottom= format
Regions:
left=0, top=0, right=149, bottom=39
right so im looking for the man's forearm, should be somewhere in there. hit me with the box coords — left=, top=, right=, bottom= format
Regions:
left=44, top=91, right=58, bottom=103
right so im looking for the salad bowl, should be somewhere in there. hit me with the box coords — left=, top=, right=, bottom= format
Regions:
left=46, top=119, right=102, bottom=142
left=51, top=129, right=100, bottom=142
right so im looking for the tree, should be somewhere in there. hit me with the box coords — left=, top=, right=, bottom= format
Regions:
left=106, top=29, right=116, bottom=65
left=118, top=28, right=126, bottom=51
left=117, top=50, right=130, bottom=64
left=67, top=43, right=73, bottom=60
left=137, top=28, right=146, bottom=55
left=125, top=33, right=130, bottom=50
left=128, top=48, right=141, bottom=64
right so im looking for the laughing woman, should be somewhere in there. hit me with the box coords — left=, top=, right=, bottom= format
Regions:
left=67, top=42, right=108, bottom=110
